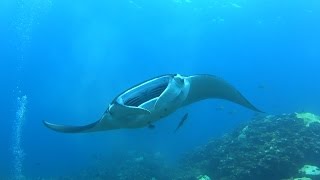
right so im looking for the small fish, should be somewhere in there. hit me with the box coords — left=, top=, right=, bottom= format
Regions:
left=228, top=109, right=237, bottom=115
left=174, top=113, right=189, bottom=133
left=34, top=162, right=41, bottom=166
left=230, top=2, right=242, bottom=8
left=148, top=124, right=155, bottom=129
left=257, top=84, right=265, bottom=89
left=216, top=105, right=224, bottom=111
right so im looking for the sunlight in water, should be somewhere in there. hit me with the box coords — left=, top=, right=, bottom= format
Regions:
left=12, top=95, right=27, bottom=180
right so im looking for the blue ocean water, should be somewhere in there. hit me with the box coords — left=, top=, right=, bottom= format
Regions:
left=0, top=0, right=319, bottom=179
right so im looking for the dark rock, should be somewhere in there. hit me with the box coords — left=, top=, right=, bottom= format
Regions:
left=179, top=113, right=320, bottom=180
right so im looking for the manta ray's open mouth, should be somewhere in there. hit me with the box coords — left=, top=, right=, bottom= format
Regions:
left=115, top=75, right=173, bottom=107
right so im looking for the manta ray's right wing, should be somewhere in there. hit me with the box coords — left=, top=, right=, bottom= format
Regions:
left=183, top=74, right=263, bottom=112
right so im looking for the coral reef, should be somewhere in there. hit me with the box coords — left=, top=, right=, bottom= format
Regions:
left=32, top=113, right=320, bottom=180
left=296, top=112, right=320, bottom=127
left=180, top=113, right=320, bottom=180
left=297, top=164, right=320, bottom=180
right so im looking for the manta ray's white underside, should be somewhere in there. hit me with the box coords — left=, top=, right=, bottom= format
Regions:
left=43, top=74, right=263, bottom=133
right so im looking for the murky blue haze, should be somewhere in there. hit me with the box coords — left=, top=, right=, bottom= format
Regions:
left=0, top=0, right=319, bottom=179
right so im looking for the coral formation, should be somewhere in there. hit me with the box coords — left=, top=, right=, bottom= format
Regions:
left=180, top=113, right=320, bottom=180
left=296, top=112, right=320, bottom=127
left=294, top=178, right=312, bottom=180
left=34, top=113, right=320, bottom=180
left=299, top=165, right=320, bottom=176
left=197, top=174, right=211, bottom=180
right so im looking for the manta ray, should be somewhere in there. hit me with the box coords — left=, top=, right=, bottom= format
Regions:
left=43, top=74, right=263, bottom=133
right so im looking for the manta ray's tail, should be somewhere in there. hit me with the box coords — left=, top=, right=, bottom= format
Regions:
left=43, top=120, right=100, bottom=133
left=184, top=74, right=264, bottom=113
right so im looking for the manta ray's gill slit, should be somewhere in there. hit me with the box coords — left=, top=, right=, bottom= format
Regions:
left=124, top=83, right=168, bottom=107
left=119, top=75, right=171, bottom=106
left=117, top=75, right=170, bottom=104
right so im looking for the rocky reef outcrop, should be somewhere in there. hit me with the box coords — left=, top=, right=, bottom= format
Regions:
left=179, top=113, right=320, bottom=180
left=38, top=113, right=320, bottom=180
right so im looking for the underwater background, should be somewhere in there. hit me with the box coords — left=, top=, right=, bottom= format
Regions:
left=0, top=0, right=320, bottom=179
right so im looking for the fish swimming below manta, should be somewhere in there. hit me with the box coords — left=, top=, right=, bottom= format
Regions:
left=43, top=74, right=264, bottom=133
